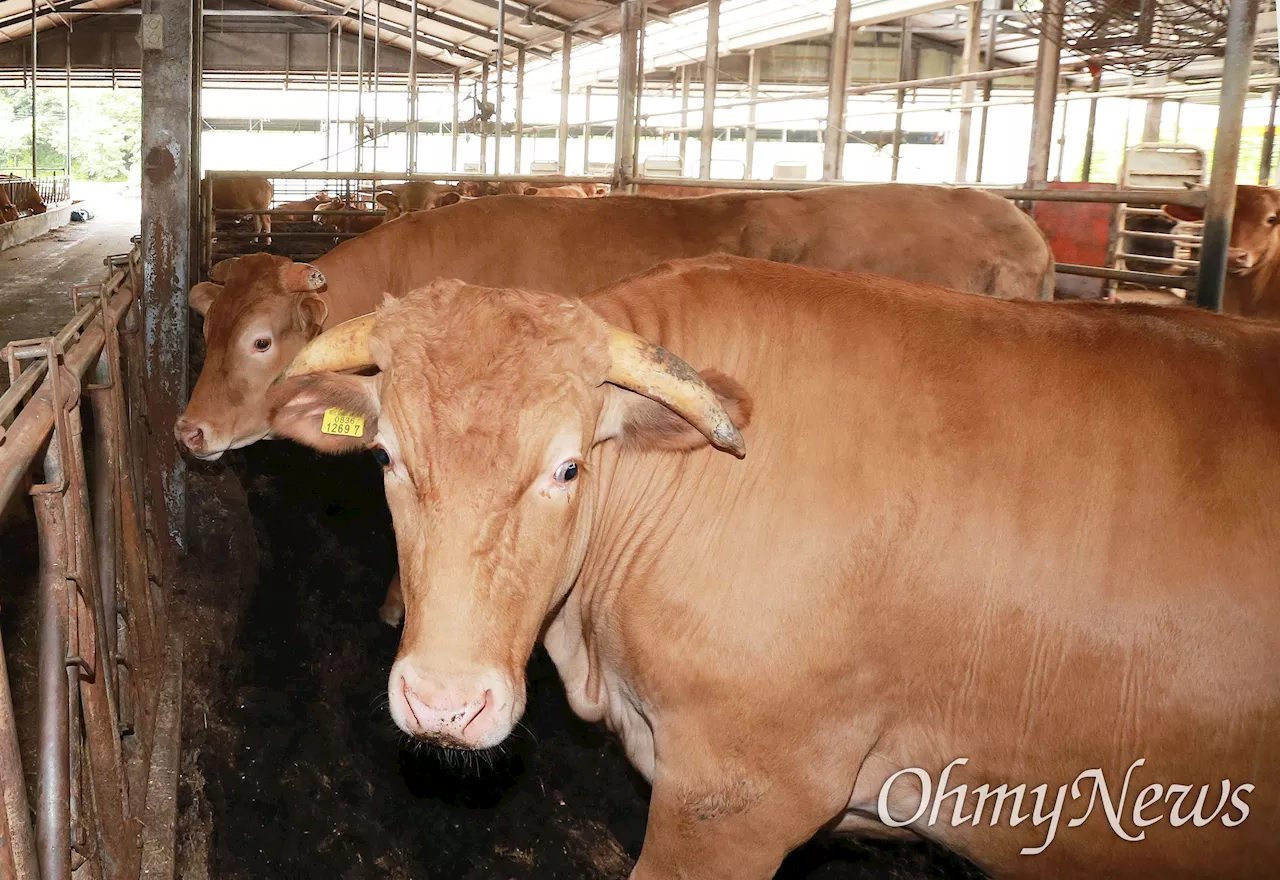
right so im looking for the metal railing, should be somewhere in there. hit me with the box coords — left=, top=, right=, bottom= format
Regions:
left=0, top=245, right=176, bottom=880
left=0, top=176, right=72, bottom=214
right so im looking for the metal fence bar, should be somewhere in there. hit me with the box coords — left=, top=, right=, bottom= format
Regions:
left=0, top=249, right=170, bottom=880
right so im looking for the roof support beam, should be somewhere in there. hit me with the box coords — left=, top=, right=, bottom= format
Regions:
left=291, top=0, right=487, bottom=62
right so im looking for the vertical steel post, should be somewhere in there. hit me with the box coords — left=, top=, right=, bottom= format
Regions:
left=678, top=64, right=690, bottom=172
left=614, top=0, right=640, bottom=186
left=1081, top=65, right=1100, bottom=182
left=822, top=0, right=852, bottom=181
left=558, top=30, right=571, bottom=173
left=336, top=24, right=343, bottom=169
left=325, top=26, right=332, bottom=171
left=407, top=0, right=417, bottom=172
left=1198, top=0, right=1259, bottom=311
left=631, top=1, right=644, bottom=179
left=514, top=47, right=525, bottom=173
left=891, top=17, right=911, bottom=181
left=356, top=0, right=365, bottom=172
left=494, top=0, right=505, bottom=175
left=1260, top=83, right=1278, bottom=185
left=0, top=626, right=37, bottom=879
left=140, top=0, right=194, bottom=561
left=1025, top=0, right=1062, bottom=187
left=372, top=0, right=381, bottom=172
left=451, top=68, right=459, bottom=171
left=30, top=0, right=37, bottom=178
left=1141, top=75, right=1165, bottom=142
left=480, top=62, right=489, bottom=172
left=744, top=49, right=759, bottom=178
left=975, top=11, right=997, bottom=182
left=699, top=0, right=720, bottom=178
left=65, top=31, right=71, bottom=176
left=34, top=436, right=70, bottom=880
left=583, top=84, right=591, bottom=172
left=953, top=1, right=982, bottom=182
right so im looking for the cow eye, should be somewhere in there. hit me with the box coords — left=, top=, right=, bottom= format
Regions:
left=372, top=447, right=391, bottom=467
left=1269, top=215, right=1279, bottom=226
left=553, top=460, right=579, bottom=483
left=252, top=337, right=272, bottom=352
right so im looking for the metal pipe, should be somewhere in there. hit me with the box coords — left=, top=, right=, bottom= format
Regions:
left=614, top=0, right=640, bottom=187
left=30, top=0, right=36, bottom=179
left=558, top=29, right=571, bottom=172
left=356, top=0, right=365, bottom=172
left=678, top=64, right=690, bottom=171
left=372, top=0, right=381, bottom=172
left=34, top=446, right=70, bottom=880
left=335, top=24, right=342, bottom=169
left=583, top=84, right=591, bottom=172
left=953, top=1, right=981, bottom=183
left=480, top=63, right=490, bottom=172
left=495, top=0, right=505, bottom=175
left=65, top=29, right=70, bottom=176
left=974, top=12, right=997, bottom=182
left=745, top=49, right=759, bottom=179
left=1081, top=65, right=1100, bottom=182
left=699, top=0, right=720, bottom=178
left=1026, top=0, right=1062, bottom=186
left=631, top=2, right=644, bottom=180
left=514, top=46, right=525, bottom=173
left=823, top=0, right=852, bottom=181
left=1197, top=0, right=1259, bottom=311
left=325, top=26, right=332, bottom=172
left=451, top=68, right=459, bottom=172
left=1261, top=83, right=1278, bottom=185
left=1053, top=91, right=1068, bottom=182
left=408, top=0, right=417, bottom=172
left=891, top=17, right=911, bottom=182
left=1055, top=262, right=1193, bottom=289
left=0, top=625, right=37, bottom=880
left=1142, top=74, right=1165, bottom=142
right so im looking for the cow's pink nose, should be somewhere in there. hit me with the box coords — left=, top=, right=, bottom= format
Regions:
left=390, top=670, right=512, bottom=748
left=175, top=419, right=206, bottom=453
left=1227, top=248, right=1253, bottom=269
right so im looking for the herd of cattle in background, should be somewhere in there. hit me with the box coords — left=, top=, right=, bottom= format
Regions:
left=179, top=178, right=1280, bottom=878
left=210, top=173, right=1280, bottom=322
left=0, top=174, right=49, bottom=223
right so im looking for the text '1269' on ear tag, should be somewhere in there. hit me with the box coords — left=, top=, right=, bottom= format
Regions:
left=321, top=407, right=365, bottom=437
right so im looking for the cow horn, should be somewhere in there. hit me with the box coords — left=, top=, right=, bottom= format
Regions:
left=281, top=262, right=327, bottom=292
left=282, top=313, right=376, bottom=378
left=209, top=257, right=240, bottom=283
left=604, top=326, right=746, bottom=458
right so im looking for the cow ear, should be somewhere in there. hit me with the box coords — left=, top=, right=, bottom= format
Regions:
left=189, top=282, right=222, bottom=317
left=436, top=192, right=462, bottom=207
left=598, top=369, right=752, bottom=455
left=523, top=186, right=539, bottom=196
left=375, top=192, right=397, bottom=210
left=293, top=293, right=329, bottom=339
left=1164, top=203, right=1204, bottom=223
left=267, top=373, right=379, bottom=454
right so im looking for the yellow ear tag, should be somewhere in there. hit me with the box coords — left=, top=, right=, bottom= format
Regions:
left=321, top=407, right=365, bottom=438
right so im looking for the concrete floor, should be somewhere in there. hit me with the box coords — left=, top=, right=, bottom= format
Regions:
left=0, top=183, right=140, bottom=387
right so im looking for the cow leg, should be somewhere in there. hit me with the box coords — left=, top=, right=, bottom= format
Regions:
left=379, top=572, right=404, bottom=626
left=632, top=775, right=825, bottom=880
left=262, top=213, right=272, bottom=246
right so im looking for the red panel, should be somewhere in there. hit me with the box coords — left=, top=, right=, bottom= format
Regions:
left=1030, top=182, right=1115, bottom=268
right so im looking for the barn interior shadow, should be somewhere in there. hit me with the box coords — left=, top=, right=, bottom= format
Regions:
left=175, top=435, right=984, bottom=880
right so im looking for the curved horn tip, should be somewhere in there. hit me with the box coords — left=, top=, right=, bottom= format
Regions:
left=713, top=424, right=746, bottom=459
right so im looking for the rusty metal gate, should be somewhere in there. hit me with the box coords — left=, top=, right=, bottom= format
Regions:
left=0, top=245, right=181, bottom=880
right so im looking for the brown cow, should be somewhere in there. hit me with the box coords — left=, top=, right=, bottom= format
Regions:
left=0, top=187, right=18, bottom=223
left=372, top=181, right=460, bottom=221
left=274, top=191, right=330, bottom=223
left=177, top=185, right=1052, bottom=624
left=269, top=256, right=1280, bottom=878
left=0, top=174, right=47, bottom=216
left=523, top=184, right=592, bottom=198
left=212, top=176, right=273, bottom=243
left=1165, top=185, right=1280, bottom=320
left=314, top=197, right=385, bottom=234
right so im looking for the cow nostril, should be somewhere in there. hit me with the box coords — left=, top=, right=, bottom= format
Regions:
left=183, top=427, right=204, bottom=450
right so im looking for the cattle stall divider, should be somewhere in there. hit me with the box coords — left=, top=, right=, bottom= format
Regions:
left=0, top=244, right=181, bottom=880
left=201, top=169, right=1207, bottom=295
